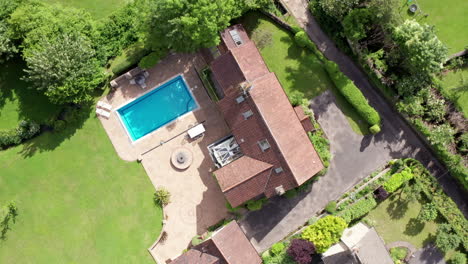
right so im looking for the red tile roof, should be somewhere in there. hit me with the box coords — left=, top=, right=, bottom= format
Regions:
left=170, top=249, right=220, bottom=264
left=294, top=106, right=315, bottom=132
left=211, top=24, right=324, bottom=207
left=210, top=52, right=246, bottom=94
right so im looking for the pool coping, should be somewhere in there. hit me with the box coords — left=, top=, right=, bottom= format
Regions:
left=114, top=74, right=201, bottom=145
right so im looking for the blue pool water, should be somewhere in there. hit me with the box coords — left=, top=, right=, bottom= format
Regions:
left=117, top=75, right=197, bottom=141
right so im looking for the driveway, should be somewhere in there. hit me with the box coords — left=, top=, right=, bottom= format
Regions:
left=239, top=0, right=467, bottom=253
left=409, top=245, right=446, bottom=264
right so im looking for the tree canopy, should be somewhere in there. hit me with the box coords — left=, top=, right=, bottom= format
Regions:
left=145, top=0, right=269, bottom=52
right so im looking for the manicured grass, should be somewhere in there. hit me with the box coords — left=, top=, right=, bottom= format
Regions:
left=42, top=0, right=127, bottom=19
left=0, top=58, right=61, bottom=130
left=239, top=12, right=369, bottom=135
left=364, top=189, right=438, bottom=248
left=240, top=12, right=333, bottom=99
left=439, top=67, right=468, bottom=117
left=0, top=105, right=162, bottom=263
left=399, top=0, right=468, bottom=52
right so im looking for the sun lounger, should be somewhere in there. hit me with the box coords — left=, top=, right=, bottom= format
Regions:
left=97, top=101, right=112, bottom=111
left=139, top=82, right=147, bottom=89
left=96, top=108, right=111, bottom=118
left=187, top=123, right=205, bottom=139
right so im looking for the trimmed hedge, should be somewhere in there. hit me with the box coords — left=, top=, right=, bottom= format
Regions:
left=0, top=120, right=40, bottom=149
left=407, top=159, right=468, bottom=250
left=369, top=124, right=381, bottom=134
left=339, top=196, right=377, bottom=223
left=383, top=167, right=413, bottom=193
left=324, top=61, right=381, bottom=127
left=294, top=31, right=325, bottom=62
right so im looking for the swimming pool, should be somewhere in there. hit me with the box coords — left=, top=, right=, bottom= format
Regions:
left=117, top=75, right=198, bottom=141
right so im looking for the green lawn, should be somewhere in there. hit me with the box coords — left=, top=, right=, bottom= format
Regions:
left=440, top=67, right=468, bottom=117
left=364, top=189, right=438, bottom=249
left=399, top=0, right=468, bottom=52
left=41, top=0, right=127, bottom=18
left=238, top=12, right=368, bottom=135
left=0, top=58, right=61, bottom=130
left=0, top=60, right=162, bottom=263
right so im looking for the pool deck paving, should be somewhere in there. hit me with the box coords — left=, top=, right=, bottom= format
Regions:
left=98, top=53, right=231, bottom=263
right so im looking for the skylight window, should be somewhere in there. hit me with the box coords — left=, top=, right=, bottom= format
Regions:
left=229, top=29, right=243, bottom=46
left=258, top=139, right=270, bottom=152
left=242, top=110, right=253, bottom=120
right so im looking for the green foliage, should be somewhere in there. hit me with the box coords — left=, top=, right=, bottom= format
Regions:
left=284, top=188, right=298, bottom=199
left=317, top=0, right=359, bottom=20
left=294, top=31, right=325, bottom=62
left=324, top=61, right=381, bottom=126
left=390, top=247, right=408, bottom=262
left=435, top=223, right=461, bottom=252
left=396, top=94, right=425, bottom=117
left=146, top=0, right=269, bottom=52
left=449, top=252, right=467, bottom=264
left=301, top=215, right=347, bottom=253
left=365, top=49, right=388, bottom=73
left=339, top=196, right=377, bottom=223
left=369, top=124, right=381, bottom=134
left=1, top=202, right=18, bottom=240
left=154, top=187, right=171, bottom=206
left=417, top=202, right=438, bottom=222
left=392, top=20, right=448, bottom=77
left=424, top=94, right=446, bottom=123
left=271, top=242, right=286, bottom=256
left=0, top=120, right=40, bottom=149
left=288, top=90, right=307, bottom=107
left=191, top=235, right=203, bottom=246
left=383, top=167, right=414, bottom=193
left=428, top=123, right=455, bottom=146
left=0, top=21, right=17, bottom=63
left=246, top=198, right=267, bottom=211
left=138, top=50, right=167, bottom=69
left=458, top=133, right=468, bottom=154
left=408, top=159, right=468, bottom=250
left=325, top=201, right=337, bottom=214
left=308, top=130, right=331, bottom=167
left=342, top=8, right=372, bottom=41
left=23, top=32, right=105, bottom=104
left=262, top=249, right=296, bottom=264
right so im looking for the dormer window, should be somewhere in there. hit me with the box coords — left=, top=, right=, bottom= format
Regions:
left=242, top=110, right=253, bottom=120
left=258, top=139, right=270, bottom=152
left=236, top=95, right=245, bottom=104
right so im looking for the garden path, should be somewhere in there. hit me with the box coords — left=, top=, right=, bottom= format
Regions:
left=239, top=0, right=467, bottom=253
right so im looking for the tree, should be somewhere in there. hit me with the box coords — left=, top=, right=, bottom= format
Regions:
left=435, top=224, right=461, bottom=252
left=301, top=215, right=347, bottom=253
left=342, top=8, right=373, bottom=41
left=145, top=0, right=269, bottom=52
left=366, top=0, right=401, bottom=28
left=287, top=239, right=316, bottom=264
left=417, top=203, right=438, bottom=222
left=0, top=22, right=17, bottom=62
left=449, top=252, right=467, bottom=264
left=392, top=20, right=447, bottom=77
left=318, top=0, right=359, bottom=20
left=23, top=33, right=105, bottom=104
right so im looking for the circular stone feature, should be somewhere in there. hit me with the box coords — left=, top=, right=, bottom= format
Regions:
left=171, top=147, right=193, bottom=170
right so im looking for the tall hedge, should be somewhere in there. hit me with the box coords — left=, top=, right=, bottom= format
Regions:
left=339, top=196, right=377, bottom=223
left=324, top=61, right=381, bottom=126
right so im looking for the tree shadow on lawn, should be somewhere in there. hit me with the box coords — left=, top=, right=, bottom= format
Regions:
left=386, top=194, right=409, bottom=220
left=404, top=218, right=425, bottom=236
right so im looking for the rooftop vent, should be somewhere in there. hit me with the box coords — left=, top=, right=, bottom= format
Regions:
left=258, top=139, right=271, bottom=152
left=242, top=110, right=253, bottom=120
left=229, top=29, right=243, bottom=46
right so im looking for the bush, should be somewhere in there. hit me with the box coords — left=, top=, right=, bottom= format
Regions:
left=374, top=186, right=389, bottom=201
left=325, top=201, right=337, bottom=214
left=138, top=50, right=166, bottom=69
left=284, top=188, right=298, bottom=199
left=154, top=187, right=171, bottom=206
left=294, top=31, right=325, bottom=61
left=301, top=215, right=347, bottom=253
left=246, top=198, right=267, bottom=211
left=435, top=223, right=461, bottom=252
left=262, top=249, right=296, bottom=264
left=339, top=196, right=377, bottom=223
left=383, top=167, right=413, bottom=193
left=290, top=25, right=302, bottom=34
left=288, top=90, right=306, bottom=106
left=417, top=202, right=438, bottom=222
left=390, top=247, right=408, bottom=262
left=369, top=124, right=381, bottom=134
left=0, top=120, right=40, bottom=149
left=324, top=61, right=381, bottom=126
left=271, top=242, right=285, bottom=256
left=308, top=130, right=331, bottom=167
left=191, top=235, right=203, bottom=246
left=287, top=239, right=316, bottom=264
left=449, top=252, right=467, bottom=264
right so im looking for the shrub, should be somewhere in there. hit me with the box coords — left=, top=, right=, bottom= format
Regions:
left=308, top=129, right=331, bottom=168
left=271, top=242, right=286, bottom=256
left=287, top=239, right=316, bottom=264
left=390, top=247, right=408, bottom=262
left=191, top=235, right=203, bottom=246
left=284, top=188, right=298, bottom=199
left=383, top=167, right=413, bottom=193
left=290, top=25, right=302, bottom=34
left=417, top=202, right=438, bottom=222
left=374, top=186, right=389, bottom=201
left=435, top=223, right=461, bottom=252
left=154, top=187, right=171, bottom=206
left=428, top=123, right=455, bottom=146
left=0, top=120, right=40, bottom=149
left=324, top=61, right=381, bottom=126
left=339, top=196, right=377, bottom=223
left=138, top=50, right=166, bottom=69
left=294, top=31, right=310, bottom=48
left=288, top=90, right=306, bottom=106
left=369, top=124, right=381, bottom=134
left=325, top=201, right=337, bottom=214
left=262, top=249, right=296, bottom=264
left=449, top=252, right=467, bottom=264
left=246, top=198, right=267, bottom=211
left=301, top=215, right=347, bottom=253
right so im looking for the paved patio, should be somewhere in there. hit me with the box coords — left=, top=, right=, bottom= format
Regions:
left=97, top=53, right=231, bottom=263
